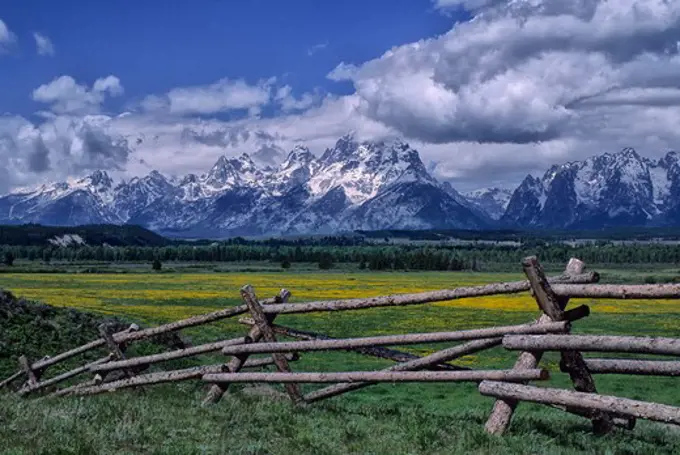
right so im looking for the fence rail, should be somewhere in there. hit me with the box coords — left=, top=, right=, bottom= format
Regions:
left=2, top=255, right=680, bottom=438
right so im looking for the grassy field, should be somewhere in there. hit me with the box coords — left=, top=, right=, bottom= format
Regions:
left=1, top=266, right=680, bottom=454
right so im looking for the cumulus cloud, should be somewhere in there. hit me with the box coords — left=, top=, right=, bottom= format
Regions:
left=0, top=18, right=16, bottom=52
left=142, top=78, right=275, bottom=116
left=331, top=0, right=680, bottom=146
left=32, top=75, right=124, bottom=114
left=274, top=85, right=320, bottom=112
left=33, top=32, right=55, bottom=56
left=0, top=114, right=133, bottom=192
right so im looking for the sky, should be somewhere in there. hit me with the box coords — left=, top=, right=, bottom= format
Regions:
left=1, top=0, right=680, bottom=194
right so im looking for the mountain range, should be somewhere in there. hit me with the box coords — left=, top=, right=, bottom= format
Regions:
left=0, top=135, right=490, bottom=237
left=2, top=136, right=679, bottom=236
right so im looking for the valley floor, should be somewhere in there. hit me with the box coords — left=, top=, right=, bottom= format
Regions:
left=1, top=265, right=680, bottom=454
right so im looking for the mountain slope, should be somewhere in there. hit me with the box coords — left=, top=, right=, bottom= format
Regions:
left=502, top=148, right=680, bottom=229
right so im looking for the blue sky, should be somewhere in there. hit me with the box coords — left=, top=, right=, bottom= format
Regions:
left=1, top=0, right=459, bottom=118
left=1, top=1, right=680, bottom=193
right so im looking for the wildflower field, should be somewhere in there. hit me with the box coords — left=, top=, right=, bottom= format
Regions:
left=1, top=269, right=680, bottom=454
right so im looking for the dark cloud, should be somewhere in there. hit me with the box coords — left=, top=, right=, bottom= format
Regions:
left=76, top=126, right=131, bottom=171
left=27, top=137, right=51, bottom=173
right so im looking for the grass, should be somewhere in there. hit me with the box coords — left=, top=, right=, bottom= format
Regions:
left=1, top=264, right=680, bottom=454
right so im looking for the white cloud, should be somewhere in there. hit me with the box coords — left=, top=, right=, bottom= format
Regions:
left=0, top=18, right=16, bottom=52
left=142, top=78, right=275, bottom=115
left=274, top=85, right=320, bottom=112
left=32, top=75, right=124, bottom=114
left=307, top=42, right=328, bottom=56
left=33, top=32, right=55, bottom=56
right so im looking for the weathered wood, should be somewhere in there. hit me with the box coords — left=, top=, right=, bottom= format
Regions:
left=258, top=272, right=599, bottom=315
left=479, top=381, right=680, bottom=426
left=202, top=289, right=291, bottom=405
left=0, top=273, right=596, bottom=387
left=574, top=359, right=680, bottom=376
left=503, top=334, right=680, bottom=356
left=221, top=321, right=570, bottom=356
left=305, top=338, right=501, bottom=403
left=56, top=354, right=300, bottom=397
left=0, top=370, right=24, bottom=390
left=485, top=257, right=610, bottom=435
left=565, top=258, right=586, bottom=275
left=563, top=305, right=590, bottom=322
left=551, top=283, right=680, bottom=299
left=20, top=354, right=114, bottom=395
left=203, top=369, right=549, bottom=384
left=522, top=257, right=565, bottom=320
left=526, top=257, right=611, bottom=433
left=18, top=355, right=39, bottom=388
left=91, top=336, right=251, bottom=373
left=241, top=285, right=303, bottom=404
left=98, top=323, right=134, bottom=379
left=238, top=318, right=469, bottom=371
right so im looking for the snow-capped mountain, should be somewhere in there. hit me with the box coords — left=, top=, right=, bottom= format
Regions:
left=0, top=135, right=489, bottom=236
left=463, top=188, right=513, bottom=220
left=502, top=148, right=680, bottom=229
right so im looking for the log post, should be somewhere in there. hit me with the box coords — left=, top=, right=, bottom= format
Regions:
left=98, top=323, right=134, bottom=379
left=484, top=257, right=613, bottom=435
left=18, top=355, right=39, bottom=389
left=240, top=285, right=303, bottom=404
left=202, top=288, right=292, bottom=406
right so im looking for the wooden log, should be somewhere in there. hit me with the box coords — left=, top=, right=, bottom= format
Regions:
left=479, top=381, right=680, bottom=426
left=574, top=359, right=680, bottom=376
left=221, top=321, right=571, bottom=356
left=0, top=370, right=24, bottom=390
left=91, top=336, right=251, bottom=373
left=240, top=285, right=303, bottom=404
left=522, top=257, right=565, bottom=320
left=305, top=338, right=501, bottom=403
left=18, top=355, right=39, bottom=388
left=0, top=272, right=594, bottom=386
left=203, top=369, right=550, bottom=384
left=56, top=354, right=300, bottom=397
left=563, top=305, right=590, bottom=322
left=485, top=257, right=612, bottom=435
left=503, top=335, right=680, bottom=356
left=19, top=354, right=114, bottom=396
left=526, top=256, right=612, bottom=434
left=257, top=272, right=599, bottom=315
left=202, top=289, right=291, bottom=405
left=551, top=283, right=680, bottom=299
left=98, top=323, right=134, bottom=379
left=238, top=318, right=469, bottom=371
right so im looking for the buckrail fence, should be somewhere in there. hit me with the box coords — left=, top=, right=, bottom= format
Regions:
left=3, top=256, right=680, bottom=436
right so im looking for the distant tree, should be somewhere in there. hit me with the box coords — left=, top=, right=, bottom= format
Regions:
left=3, top=251, right=14, bottom=266
left=358, top=260, right=367, bottom=270
left=318, top=253, right=334, bottom=270
left=152, top=259, right=162, bottom=271
left=281, top=260, right=291, bottom=269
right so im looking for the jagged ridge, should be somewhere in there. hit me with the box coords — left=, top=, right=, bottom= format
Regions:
left=0, top=135, right=488, bottom=237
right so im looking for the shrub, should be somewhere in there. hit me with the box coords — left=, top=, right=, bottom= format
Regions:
left=318, top=254, right=334, bottom=270
left=152, top=259, right=162, bottom=271
left=3, top=252, right=14, bottom=266
left=281, top=260, right=291, bottom=269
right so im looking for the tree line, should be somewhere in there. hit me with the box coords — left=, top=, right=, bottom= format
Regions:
left=2, top=242, right=680, bottom=271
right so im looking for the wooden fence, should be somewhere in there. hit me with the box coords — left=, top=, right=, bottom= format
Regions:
left=2, top=256, right=680, bottom=436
